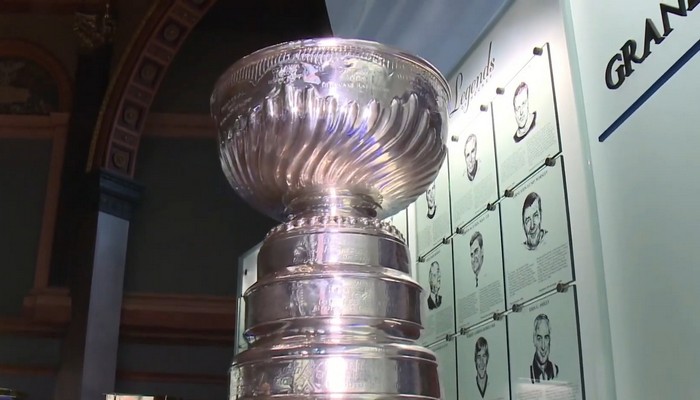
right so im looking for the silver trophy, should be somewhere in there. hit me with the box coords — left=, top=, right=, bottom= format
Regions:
left=211, top=38, right=450, bottom=399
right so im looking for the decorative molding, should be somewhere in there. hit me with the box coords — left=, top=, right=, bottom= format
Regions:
left=35, top=115, right=69, bottom=289
left=0, top=364, right=227, bottom=385
left=21, top=288, right=237, bottom=345
left=97, top=168, right=144, bottom=219
left=89, top=0, right=218, bottom=177
left=143, top=113, right=216, bottom=139
left=0, top=114, right=69, bottom=291
left=116, top=370, right=227, bottom=385
left=0, top=316, right=64, bottom=337
left=0, top=112, right=69, bottom=138
left=0, top=39, right=73, bottom=112
left=0, top=364, right=55, bottom=376
left=74, top=2, right=117, bottom=50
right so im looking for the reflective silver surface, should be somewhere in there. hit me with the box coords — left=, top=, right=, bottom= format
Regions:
left=231, top=338, right=440, bottom=399
left=212, top=38, right=449, bottom=400
left=258, top=216, right=410, bottom=277
left=245, top=266, right=423, bottom=341
left=212, top=38, right=449, bottom=222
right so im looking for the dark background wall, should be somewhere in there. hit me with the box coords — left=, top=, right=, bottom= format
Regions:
left=125, top=136, right=274, bottom=296
left=0, top=139, right=52, bottom=315
left=0, top=0, right=332, bottom=398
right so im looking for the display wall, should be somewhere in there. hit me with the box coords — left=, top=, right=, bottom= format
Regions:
left=565, top=1, right=700, bottom=398
left=405, top=1, right=616, bottom=398
left=232, top=1, right=639, bottom=399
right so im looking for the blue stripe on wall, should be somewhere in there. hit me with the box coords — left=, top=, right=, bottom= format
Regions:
left=599, top=38, right=700, bottom=142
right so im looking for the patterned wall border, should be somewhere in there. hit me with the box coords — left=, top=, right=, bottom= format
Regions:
left=88, top=0, right=217, bottom=177
left=0, top=39, right=73, bottom=112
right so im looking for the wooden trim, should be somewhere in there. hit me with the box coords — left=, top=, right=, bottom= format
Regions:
left=0, top=113, right=69, bottom=292
left=120, top=292, right=237, bottom=332
left=33, top=114, right=69, bottom=289
left=21, top=289, right=237, bottom=344
left=22, top=287, right=71, bottom=324
left=0, top=39, right=73, bottom=111
left=119, top=330, right=234, bottom=346
left=116, top=370, right=227, bottom=385
left=0, top=364, right=55, bottom=376
left=89, top=0, right=219, bottom=176
left=0, top=364, right=226, bottom=385
left=0, top=316, right=64, bottom=337
left=0, top=113, right=69, bottom=138
left=143, top=113, right=216, bottom=139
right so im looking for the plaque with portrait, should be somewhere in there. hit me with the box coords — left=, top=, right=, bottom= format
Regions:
left=453, top=209, right=506, bottom=329
left=431, top=340, right=458, bottom=400
left=501, top=162, right=573, bottom=308
left=416, top=159, right=452, bottom=255
left=448, top=110, right=499, bottom=228
left=457, top=320, right=509, bottom=400
left=492, top=43, right=561, bottom=193
left=417, top=243, right=456, bottom=346
left=507, top=289, right=584, bottom=400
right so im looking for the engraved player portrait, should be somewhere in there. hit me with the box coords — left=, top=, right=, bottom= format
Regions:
left=426, top=181, right=437, bottom=219
left=464, top=133, right=479, bottom=182
left=470, top=231, right=484, bottom=287
left=512, top=81, right=537, bottom=143
left=530, top=313, right=559, bottom=383
left=522, top=192, right=547, bottom=250
left=474, top=336, right=490, bottom=398
left=427, top=261, right=442, bottom=310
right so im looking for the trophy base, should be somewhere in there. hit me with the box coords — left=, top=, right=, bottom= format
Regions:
left=230, top=337, right=441, bottom=399
left=230, top=217, right=440, bottom=399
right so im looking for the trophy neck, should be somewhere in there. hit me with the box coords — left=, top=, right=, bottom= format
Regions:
left=284, top=189, right=381, bottom=220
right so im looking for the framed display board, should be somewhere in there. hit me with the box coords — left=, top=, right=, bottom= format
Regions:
left=453, top=209, right=505, bottom=329
left=448, top=110, right=499, bottom=228
left=501, top=162, right=574, bottom=309
left=492, top=43, right=562, bottom=193
left=416, top=242, right=456, bottom=346
left=457, top=320, right=510, bottom=400
left=410, top=0, right=616, bottom=399
left=415, top=160, right=452, bottom=254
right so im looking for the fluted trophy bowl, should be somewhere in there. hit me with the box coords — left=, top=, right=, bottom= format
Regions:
left=211, top=38, right=450, bottom=221
left=213, top=38, right=450, bottom=399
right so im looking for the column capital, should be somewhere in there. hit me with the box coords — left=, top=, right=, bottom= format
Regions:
left=95, top=169, right=143, bottom=220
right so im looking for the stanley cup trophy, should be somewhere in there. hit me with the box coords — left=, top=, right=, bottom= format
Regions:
left=211, top=38, right=450, bottom=399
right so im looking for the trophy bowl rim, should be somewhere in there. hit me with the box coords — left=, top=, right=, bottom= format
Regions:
left=211, top=37, right=450, bottom=103
left=210, top=37, right=451, bottom=221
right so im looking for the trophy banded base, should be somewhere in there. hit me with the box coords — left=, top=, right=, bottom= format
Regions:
left=230, top=340, right=441, bottom=399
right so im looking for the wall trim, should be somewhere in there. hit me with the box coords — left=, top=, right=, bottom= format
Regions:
left=89, top=0, right=219, bottom=176
left=20, top=288, right=237, bottom=345
left=0, top=114, right=69, bottom=292
left=143, top=113, right=215, bottom=138
left=0, top=364, right=227, bottom=385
